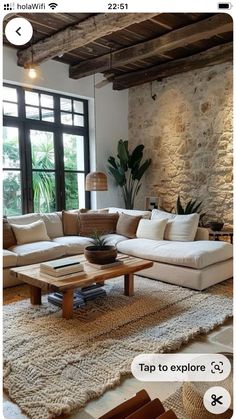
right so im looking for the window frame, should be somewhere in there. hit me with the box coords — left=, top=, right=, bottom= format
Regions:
left=3, top=83, right=90, bottom=214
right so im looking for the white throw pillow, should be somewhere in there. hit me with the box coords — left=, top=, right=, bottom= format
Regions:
left=136, top=219, right=167, bottom=240
left=11, top=220, right=51, bottom=245
left=151, top=209, right=200, bottom=241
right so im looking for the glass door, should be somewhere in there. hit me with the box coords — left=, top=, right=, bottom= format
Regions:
left=29, top=129, right=56, bottom=213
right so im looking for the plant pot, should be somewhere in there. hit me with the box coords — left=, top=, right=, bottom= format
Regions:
left=208, top=221, right=224, bottom=231
left=84, top=245, right=117, bottom=265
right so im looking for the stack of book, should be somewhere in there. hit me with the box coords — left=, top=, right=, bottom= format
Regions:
left=40, top=257, right=84, bottom=279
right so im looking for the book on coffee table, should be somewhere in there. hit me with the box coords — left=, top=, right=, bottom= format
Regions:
left=40, top=257, right=83, bottom=277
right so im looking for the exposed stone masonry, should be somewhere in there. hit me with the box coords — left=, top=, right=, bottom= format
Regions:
left=128, top=62, right=233, bottom=227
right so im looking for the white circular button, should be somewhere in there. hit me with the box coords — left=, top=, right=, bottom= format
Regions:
left=5, top=18, right=33, bottom=46
left=204, top=386, right=231, bottom=415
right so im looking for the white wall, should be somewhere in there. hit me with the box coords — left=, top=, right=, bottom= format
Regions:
left=3, top=46, right=128, bottom=209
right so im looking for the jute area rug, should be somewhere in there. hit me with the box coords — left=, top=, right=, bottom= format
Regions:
left=3, top=277, right=232, bottom=419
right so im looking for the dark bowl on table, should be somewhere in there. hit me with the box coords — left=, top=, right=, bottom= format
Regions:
left=208, top=221, right=224, bottom=231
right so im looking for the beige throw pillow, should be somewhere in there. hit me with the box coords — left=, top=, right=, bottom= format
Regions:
left=136, top=219, right=167, bottom=240
left=11, top=220, right=50, bottom=245
left=116, top=213, right=142, bottom=238
left=62, top=210, right=80, bottom=235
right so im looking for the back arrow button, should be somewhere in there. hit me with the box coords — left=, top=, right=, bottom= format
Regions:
left=16, top=27, right=21, bottom=36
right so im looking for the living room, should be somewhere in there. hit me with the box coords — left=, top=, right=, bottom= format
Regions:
left=2, top=9, right=233, bottom=419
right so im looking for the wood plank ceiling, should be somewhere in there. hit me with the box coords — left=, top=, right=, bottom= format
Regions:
left=3, top=12, right=233, bottom=90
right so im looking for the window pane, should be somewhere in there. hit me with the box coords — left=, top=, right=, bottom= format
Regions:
left=63, top=134, right=84, bottom=171
left=3, top=171, right=22, bottom=216
left=3, top=86, right=17, bottom=102
left=30, top=130, right=55, bottom=169
left=65, top=172, right=85, bottom=209
left=25, top=91, right=39, bottom=106
left=74, top=114, right=84, bottom=127
left=3, top=127, right=20, bottom=168
left=60, top=98, right=72, bottom=112
left=61, top=112, right=73, bottom=125
left=41, top=94, right=54, bottom=109
left=33, top=171, right=56, bottom=213
left=73, top=100, right=84, bottom=114
left=26, top=106, right=40, bottom=120
left=3, top=102, right=18, bottom=117
left=42, top=108, right=54, bottom=122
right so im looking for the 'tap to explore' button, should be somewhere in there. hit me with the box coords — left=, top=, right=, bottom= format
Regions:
left=131, top=354, right=231, bottom=382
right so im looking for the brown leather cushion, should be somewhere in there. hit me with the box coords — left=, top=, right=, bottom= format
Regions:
left=116, top=213, right=142, bottom=238
left=79, top=213, right=119, bottom=237
left=62, top=210, right=80, bottom=235
left=3, top=218, right=17, bottom=249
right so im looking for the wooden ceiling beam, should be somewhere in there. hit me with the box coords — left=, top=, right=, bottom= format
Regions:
left=17, top=13, right=158, bottom=67
left=69, top=14, right=232, bottom=80
left=112, top=42, right=233, bottom=90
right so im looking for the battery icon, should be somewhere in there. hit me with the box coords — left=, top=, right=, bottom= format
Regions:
left=218, top=3, right=232, bottom=9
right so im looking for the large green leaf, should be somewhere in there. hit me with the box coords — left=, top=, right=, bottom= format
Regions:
left=132, top=159, right=151, bottom=181
left=108, top=166, right=126, bottom=186
left=108, top=156, right=118, bottom=169
left=117, top=140, right=129, bottom=170
left=129, top=144, right=144, bottom=170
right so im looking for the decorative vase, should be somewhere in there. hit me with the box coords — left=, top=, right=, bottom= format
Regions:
left=84, top=245, right=117, bottom=265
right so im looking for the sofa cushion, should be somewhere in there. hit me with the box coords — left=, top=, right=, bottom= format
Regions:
left=3, top=218, right=17, bottom=249
left=102, top=233, right=128, bottom=247
left=3, top=249, right=18, bottom=268
left=117, top=239, right=233, bottom=269
left=8, top=213, right=42, bottom=225
left=10, top=241, right=66, bottom=266
left=11, top=220, right=50, bottom=245
left=62, top=210, right=80, bottom=235
left=42, top=213, right=64, bottom=238
left=108, top=207, right=151, bottom=219
left=53, top=236, right=91, bottom=255
left=79, top=213, right=119, bottom=236
left=151, top=210, right=199, bottom=241
left=136, top=219, right=167, bottom=241
left=116, top=213, right=142, bottom=238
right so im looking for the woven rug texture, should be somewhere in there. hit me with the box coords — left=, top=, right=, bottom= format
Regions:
left=3, top=277, right=232, bottom=419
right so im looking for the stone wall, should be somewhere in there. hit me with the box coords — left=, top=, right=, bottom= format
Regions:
left=128, top=62, right=233, bottom=227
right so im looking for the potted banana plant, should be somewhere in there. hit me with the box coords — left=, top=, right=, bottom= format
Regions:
left=108, top=140, right=151, bottom=209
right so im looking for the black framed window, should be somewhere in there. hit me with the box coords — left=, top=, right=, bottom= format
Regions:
left=3, top=84, right=90, bottom=216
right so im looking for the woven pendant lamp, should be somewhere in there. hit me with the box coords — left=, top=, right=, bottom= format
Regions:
left=85, top=172, right=108, bottom=191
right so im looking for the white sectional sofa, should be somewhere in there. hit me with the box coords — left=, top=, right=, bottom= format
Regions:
left=3, top=208, right=233, bottom=291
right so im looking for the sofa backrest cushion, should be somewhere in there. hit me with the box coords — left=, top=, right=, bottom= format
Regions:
left=108, top=207, right=151, bottom=219
left=11, top=220, right=51, bottom=245
left=3, top=218, right=17, bottom=249
left=151, top=209, right=200, bottom=241
left=136, top=219, right=168, bottom=241
left=42, top=213, right=64, bottom=238
left=79, top=213, right=119, bottom=237
left=8, top=213, right=42, bottom=225
left=116, top=213, right=142, bottom=238
left=62, top=210, right=80, bottom=235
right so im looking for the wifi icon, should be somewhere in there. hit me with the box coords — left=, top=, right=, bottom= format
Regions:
left=48, top=2, right=58, bottom=9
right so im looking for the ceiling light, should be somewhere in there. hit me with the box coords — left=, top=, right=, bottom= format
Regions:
left=27, top=66, right=39, bottom=79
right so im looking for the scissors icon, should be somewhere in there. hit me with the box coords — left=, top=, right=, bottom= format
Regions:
left=211, top=394, right=223, bottom=406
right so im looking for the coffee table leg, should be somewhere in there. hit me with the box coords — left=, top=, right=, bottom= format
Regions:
left=30, top=285, right=42, bottom=305
left=124, top=273, right=134, bottom=296
left=62, top=289, right=74, bottom=319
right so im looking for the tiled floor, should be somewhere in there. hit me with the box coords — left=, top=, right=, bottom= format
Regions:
left=3, top=286, right=233, bottom=419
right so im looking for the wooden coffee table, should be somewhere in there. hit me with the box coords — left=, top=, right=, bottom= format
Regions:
left=10, top=255, right=153, bottom=319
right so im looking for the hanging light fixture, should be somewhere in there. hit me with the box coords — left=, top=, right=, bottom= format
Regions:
left=85, top=172, right=108, bottom=191
left=27, top=41, right=40, bottom=79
